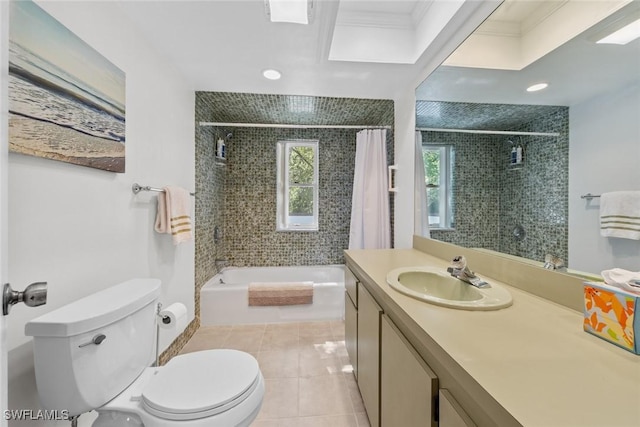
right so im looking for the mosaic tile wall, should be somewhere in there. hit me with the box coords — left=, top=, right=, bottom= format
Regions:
left=195, top=92, right=394, bottom=273
left=416, top=100, right=566, bottom=131
left=198, top=92, right=395, bottom=126
left=425, top=132, right=502, bottom=250
left=194, top=122, right=227, bottom=297
left=225, top=127, right=356, bottom=266
left=498, top=108, right=569, bottom=264
left=423, top=105, right=569, bottom=265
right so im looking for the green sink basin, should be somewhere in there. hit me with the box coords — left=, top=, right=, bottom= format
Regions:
left=386, top=267, right=512, bottom=310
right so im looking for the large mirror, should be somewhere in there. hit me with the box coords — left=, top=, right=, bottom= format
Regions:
left=415, top=0, right=640, bottom=277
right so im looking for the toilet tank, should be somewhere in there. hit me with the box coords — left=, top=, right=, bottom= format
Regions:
left=25, top=278, right=161, bottom=416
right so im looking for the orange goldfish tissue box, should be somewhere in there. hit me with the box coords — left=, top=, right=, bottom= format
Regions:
left=583, top=282, right=639, bottom=354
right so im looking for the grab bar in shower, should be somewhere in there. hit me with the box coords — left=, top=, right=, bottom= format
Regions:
left=132, top=183, right=195, bottom=196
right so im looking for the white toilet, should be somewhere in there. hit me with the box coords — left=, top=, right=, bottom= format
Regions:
left=25, top=278, right=264, bottom=426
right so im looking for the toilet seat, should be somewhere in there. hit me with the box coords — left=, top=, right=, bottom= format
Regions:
left=141, top=349, right=261, bottom=421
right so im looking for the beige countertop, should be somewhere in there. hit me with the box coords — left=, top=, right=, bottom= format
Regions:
left=345, top=248, right=640, bottom=427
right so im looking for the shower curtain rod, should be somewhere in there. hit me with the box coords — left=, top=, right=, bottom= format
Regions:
left=416, top=127, right=559, bottom=137
left=199, top=122, right=392, bottom=130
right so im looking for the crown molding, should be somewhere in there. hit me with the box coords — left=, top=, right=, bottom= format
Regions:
left=411, top=0, right=434, bottom=27
left=337, top=10, right=413, bottom=30
left=474, top=1, right=568, bottom=38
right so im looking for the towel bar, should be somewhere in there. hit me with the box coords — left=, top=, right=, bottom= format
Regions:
left=132, top=183, right=195, bottom=196
left=581, top=193, right=601, bottom=200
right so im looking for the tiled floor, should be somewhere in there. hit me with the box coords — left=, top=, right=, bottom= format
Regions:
left=179, top=320, right=370, bottom=427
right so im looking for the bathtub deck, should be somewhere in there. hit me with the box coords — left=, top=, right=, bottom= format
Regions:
left=179, top=321, right=370, bottom=426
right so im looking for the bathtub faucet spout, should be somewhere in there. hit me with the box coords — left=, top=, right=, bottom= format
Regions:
left=215, top=259, right=229, bottom=272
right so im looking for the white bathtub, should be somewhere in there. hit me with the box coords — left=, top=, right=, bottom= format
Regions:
left=200, top=265, right=345, bottom=325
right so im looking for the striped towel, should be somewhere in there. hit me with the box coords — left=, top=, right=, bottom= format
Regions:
left=600, top=191, right=640, bottom=240
left=155, top=186, right=193, bottom=244
left=248, top=282, right=313, bottom=306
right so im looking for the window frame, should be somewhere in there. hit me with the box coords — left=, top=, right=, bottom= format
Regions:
left=423, top=144, right=454, bottom=230
left=276, top=139, right=319, bottom=232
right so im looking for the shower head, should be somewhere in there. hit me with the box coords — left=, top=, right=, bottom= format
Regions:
left=226, top=132, right=233, bottom=140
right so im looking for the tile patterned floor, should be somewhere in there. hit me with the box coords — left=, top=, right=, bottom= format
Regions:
left=179, top=321, right=370, bottom=427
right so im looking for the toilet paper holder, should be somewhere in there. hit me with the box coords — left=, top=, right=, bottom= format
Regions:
left=155, top=303, right=173, bottom=367
left=159, top=310, right=171, bottom=325
left=154, top=302, right=188, bottom=366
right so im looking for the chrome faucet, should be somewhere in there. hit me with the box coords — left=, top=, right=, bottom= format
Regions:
left=543, top=254, right=566, bottom=271
left=447, top=256, right=490, bottom=288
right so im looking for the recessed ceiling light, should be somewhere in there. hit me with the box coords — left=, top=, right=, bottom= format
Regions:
left=527, top=83, right=548, bottom=92
left=263, top=69, right=282, bottom=80
left=596, top=18, right=640, bottom=45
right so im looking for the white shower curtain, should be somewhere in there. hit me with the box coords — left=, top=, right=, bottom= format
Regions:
left=414, top=131, right=430, bottom=237
left=348, top=129, right=391, bottom=250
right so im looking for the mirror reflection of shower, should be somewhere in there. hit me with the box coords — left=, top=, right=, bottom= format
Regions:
left=417, top=123, right=568, bottom=268
left=215, top=129, right=232, bottom=161
left=508, top=137, right=524, bottom=167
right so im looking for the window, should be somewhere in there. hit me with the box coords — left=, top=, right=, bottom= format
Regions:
left=423, top=145, right=454, bottom=229
left=276, top=140, right=319, bottom=231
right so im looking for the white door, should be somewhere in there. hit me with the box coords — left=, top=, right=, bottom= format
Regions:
left=1, top=1, right=9, bottom=424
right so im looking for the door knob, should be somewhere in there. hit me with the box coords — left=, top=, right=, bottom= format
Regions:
left=2, top=282, right=48, bottom=315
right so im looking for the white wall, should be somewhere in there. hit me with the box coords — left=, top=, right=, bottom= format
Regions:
left=1, top=1, right=10, bottom=424
left=5, top=2, right=195, bottom=425
left=393, top=88, right=417, bottom=249
left=393, top=0, right=502, bottom=248
left=569, top=82, right=640, bottom=273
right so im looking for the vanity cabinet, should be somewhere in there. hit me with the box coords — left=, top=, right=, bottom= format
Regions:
left=439, top=390, right=477, bottom=427
left=381, top=314, right=438, bottom=427
left=347, top=265, right=475, bottom=427
left=347, top=268, right=442, bottom=427
left=357, top=282, right=382, bottom=427
left=345, top=268, right=358, bottom=378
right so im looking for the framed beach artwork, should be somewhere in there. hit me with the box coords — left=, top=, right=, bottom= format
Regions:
left=8, top=0, right=126, bottom=173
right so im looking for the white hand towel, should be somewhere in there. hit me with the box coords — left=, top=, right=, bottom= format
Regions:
left=599, top=191, right=640, bottom=240
left=601, top=268, right=640, bottom=295
left=154, top=186, right=193, bottom=245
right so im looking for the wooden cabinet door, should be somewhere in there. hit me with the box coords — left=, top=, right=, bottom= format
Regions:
left=381, top=314, right=438, bottom=427
left=439, top=390, right=477, bottom=427
left=357, top=283, right=382, bottom=427
left=345, top=290, right=358, bottom=378
left=345, top=267, right=358, bottom=308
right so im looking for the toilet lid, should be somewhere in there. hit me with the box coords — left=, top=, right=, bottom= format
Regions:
left=141, top=349, right=261, bottom=420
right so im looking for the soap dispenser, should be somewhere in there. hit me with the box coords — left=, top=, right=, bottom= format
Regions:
left=516, top=144, right=523, bottom=164
left=216, top=138, right=226, bottom=160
